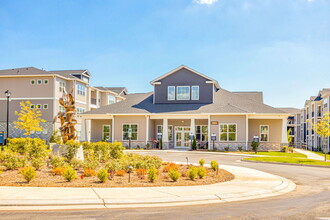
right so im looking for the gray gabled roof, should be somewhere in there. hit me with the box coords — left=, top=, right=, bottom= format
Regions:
left=0, top=67, right=49, bottom=75
left=277, top=107, right=301, bottom=115
left=49, top=70, right=90, bottom=79
left=95, top=87, right=127, bottom=96
left=84, top=89, right=286, bottom=115
left=232, top=92, right=263, bottom=103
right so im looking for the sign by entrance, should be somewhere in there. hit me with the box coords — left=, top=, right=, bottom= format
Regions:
left=211, top=121, right=218, bottom=125
left=0, top=131, right=4, bottom=145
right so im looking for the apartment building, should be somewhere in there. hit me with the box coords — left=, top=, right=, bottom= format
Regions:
left=0, top=67, right=126, bottom=142
left=294, top=89, right=330, bottom=151
left=277, top=108, right=301, bottom=146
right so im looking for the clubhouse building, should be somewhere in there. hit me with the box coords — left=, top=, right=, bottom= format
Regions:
left=81, top=65, right=290, bottom=151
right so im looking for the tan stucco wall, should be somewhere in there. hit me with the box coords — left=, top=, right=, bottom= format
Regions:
left=90, top=119, right=112, bottom=142
left=210, top=115, right=247, bottom=142
left=113, top=116, right=147, bottom=142
left=248, top=119, right=282, bottom=142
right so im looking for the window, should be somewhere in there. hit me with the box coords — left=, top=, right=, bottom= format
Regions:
left=43, top=104, right=48, bottom=109
left=30, top=104, right=35, bottom=109
left=102, top=125, right=111, bottom=141
left=59, top=81, right=66, bottom=92
left=77, top=107, right=85, bottom=114
left=44, top=79, right=49, bottom=85
left=196, top=125, right=208, bottom=141
left=191, top=86, right=199, bottom=100
left=260, top=125, right=269, bottom=142
left=30, top=80, right=36, bottom=85
left=157, top=125, right=173, bottom=141
left=324, top=98, right=328, bottom=108
left=59, top=106, right=65, bottom=112
left=177, top=86, right=190, bottom=100
left=77, top=84, right=86, bottom=96
left=107, top=95, right=116, bottom=104
left=220, top=124, right=237, bottom=141
left=37, top=79, right=42, bottom=85
left=123, top=124, right=138, bottom=140
left=36, top=104, right=42, bottom=109
left=167, top=86, right=175, bottom=100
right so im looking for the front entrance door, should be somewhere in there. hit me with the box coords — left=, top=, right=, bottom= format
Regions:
left=175, top=127, right=191, bottom=148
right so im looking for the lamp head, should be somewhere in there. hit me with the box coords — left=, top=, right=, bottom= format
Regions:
left=5, top=90, right=11, bottom=98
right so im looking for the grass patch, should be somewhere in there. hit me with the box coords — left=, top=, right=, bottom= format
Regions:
left=243, top=152, right=307, bottom=158
left=313, top=152, right=330, bottom=160
left=243, top=157, right=330, bottom=166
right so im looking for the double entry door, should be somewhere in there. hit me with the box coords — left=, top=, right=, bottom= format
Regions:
left=175, top=127, right=191, bottom=148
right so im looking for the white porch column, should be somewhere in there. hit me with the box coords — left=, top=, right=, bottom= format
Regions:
left=246, top=114, right=249, bottom=150
left=281, top=117, right=288, bottom=145
left=86, top=119, right=91, bottom=142
left=208, top=115, right=211, bottom=150
left=162, top=118, right=169, bottom=149
left=80, top=118, right=87, bottom=142
left=146, top=115, right=149, bottom=145
left=111, top=117, right=115, bottom=142
left=190, top=118, right=195, bottom=136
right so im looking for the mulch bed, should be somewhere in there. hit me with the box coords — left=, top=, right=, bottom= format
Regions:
left=0, top=165, right=235, bottom=188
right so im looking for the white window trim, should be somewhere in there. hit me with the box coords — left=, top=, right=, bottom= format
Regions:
left=260, top=125, right=269, bottom=142
left=219, top=123, right=237, bottom=142
left=102, top=124, right=111, bottom=141
left=107, top=94, right=116, bottom=104
left=30, top=79, right=36, bottom=85
left=44, top=79, right=49, bottom=85
left=122, top=123, right=139, bottom=141
left=43, top=104, right=48, bottom=109
left=37, top=79, right=42, bottom=85
left=191, top=85, right=200, bottom=100
left=36, top=104, right=42, bottom=109
left=167, top=86, right=175, bottom=101
left=157, top=125, right=173, bottom=141
left=195, top=125, right=208, bottom=141
left=30, top=104, right=35, bottom=109
left=176, top=86, right=190, bottom=100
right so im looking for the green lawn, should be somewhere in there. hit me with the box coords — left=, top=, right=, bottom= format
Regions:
left=243, top=157, right=330, bottom=166
left=314, top=152, right=330, bottom=160
left=243, top=152, right=307, bottom=158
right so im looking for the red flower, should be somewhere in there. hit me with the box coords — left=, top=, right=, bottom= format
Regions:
left=80, top=174, right=84, bottom=180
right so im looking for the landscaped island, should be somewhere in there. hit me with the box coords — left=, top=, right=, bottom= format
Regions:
left=0, top=138, right=234, bottom=187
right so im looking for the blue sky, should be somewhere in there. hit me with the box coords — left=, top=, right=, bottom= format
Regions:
left=0, top=0, right=329, bottom=108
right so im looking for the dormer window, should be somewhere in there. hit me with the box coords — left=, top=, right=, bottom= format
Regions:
left=177, top=86, right=190, bottom=100
left=168, top=86, right=175, bottom=100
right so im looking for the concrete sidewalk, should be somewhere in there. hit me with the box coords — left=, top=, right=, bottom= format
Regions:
left=294, top=149, right=324, bottom=161
left=0, top=164, right=295, bottom=210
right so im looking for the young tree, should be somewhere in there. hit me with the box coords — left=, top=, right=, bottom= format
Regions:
left=287, top=128, right=293, bottom=145
left=312, top=112, right=330, bottom=161
left=14, top=101, right=46, bottom=136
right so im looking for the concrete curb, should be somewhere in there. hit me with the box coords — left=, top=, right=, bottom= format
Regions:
left=241, top=159, right=330, bottom=168
left=0, top=164, right=296, bottom=210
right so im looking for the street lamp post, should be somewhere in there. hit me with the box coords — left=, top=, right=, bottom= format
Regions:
left=4, top=90, right=11, bottom=145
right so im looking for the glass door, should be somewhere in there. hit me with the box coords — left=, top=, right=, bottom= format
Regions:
left=176, top=132, right=182, bottom=147
left=175, top=127, right=190, bottom=148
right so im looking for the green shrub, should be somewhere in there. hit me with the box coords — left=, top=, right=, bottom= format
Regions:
left=238, top=146, right=243, bottom=152
left=282, top=146, right=288, bottom=153
left=199, top=158, right=205, bottom=167
left=187, top=167, right=198, bottom=180
left=224, top=147, right=229, bottom=152
left=168, top=169, right=181, bottom=182
left=251, top=141, right=260, bottom=153
left=82, top=141, right=125, bottom=162
left=210, top=160, right=219, bottom=172
left=50, top=156, right=66, bottom=168
left=63, top=140, right=81, bottom=162
left=192, top=137, right=197, bottom=150
left=97, top=168, right=108, bottom=183
left=49, top=131, right=61, bottom=144
left=84, top=157, right=99, bottom=169
left=197, top=167, right=206, bottom=179
left=70, top=158, right=84, bottom=170
left=288, top=147, right=294, bottom=153
left=2, top=151, right=27, bottom=170
left=31, top=157, right=46, bottom=170
left=19, top=166, right=36, bottom=183
left=147, top=167, right=158, bottom=183
left=63, top=166, right=77, bottom=182
left=7, top=138, right=49, bottom=160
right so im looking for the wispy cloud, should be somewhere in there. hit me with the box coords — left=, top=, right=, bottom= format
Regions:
left=195, top=0, right=218, bottom=5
